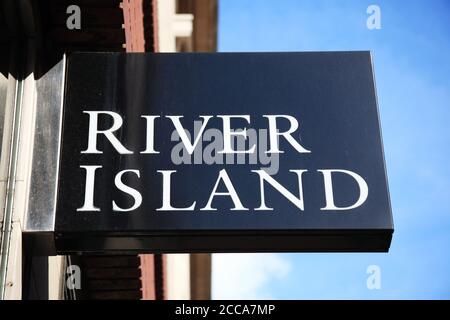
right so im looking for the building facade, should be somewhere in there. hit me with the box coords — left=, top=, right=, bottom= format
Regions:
left=0, top=0, right=217, bottom=300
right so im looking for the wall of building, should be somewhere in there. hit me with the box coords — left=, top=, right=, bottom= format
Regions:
left=0, top=0, right=215, bottom=300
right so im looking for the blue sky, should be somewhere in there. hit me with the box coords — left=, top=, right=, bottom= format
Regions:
left=212, top=0, right=450, bottom=299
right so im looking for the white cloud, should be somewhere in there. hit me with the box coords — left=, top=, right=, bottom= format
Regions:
left=211, top=253, right=291, bottom=300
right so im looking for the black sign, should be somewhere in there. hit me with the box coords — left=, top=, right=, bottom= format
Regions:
left=55, top=52, right=393, bottom=253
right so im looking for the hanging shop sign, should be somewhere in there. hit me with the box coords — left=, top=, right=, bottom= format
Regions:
left=52, top=52, right=393, bottom=253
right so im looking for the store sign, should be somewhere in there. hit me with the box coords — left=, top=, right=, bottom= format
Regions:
left=55, top=52, right=393, bottom=253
